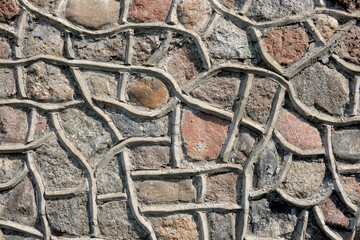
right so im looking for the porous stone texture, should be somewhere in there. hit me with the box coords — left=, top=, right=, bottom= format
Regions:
left=96, top=157, right=123, bottom=194
left=177, top=0, right=211, bottom=31
left=29, top=0, right=58, bottom=11
left=129, top=145, right=170, bottom=169
left=264, top=27, right=309, bottom=65
left=0, top=154, right=24, bottom=183
left=206, top=172, right=239, bottom=203
left=181, top=109, right=230, bottom=160
left=235, top=129, right=257, bottom=163
left=340, top=175, right=360, bottom=205
left=332, top=129, right=360, bottom=161
left=0, top=106, right=28, bottom=143
left=83, top=71, right=118, bottom=98
left=0, top=68, right=16, bottom=98
left=292, top=62, right=349, bottom=115
left=0, top=0, right=21, bottom=23
left=320, top=195, right=351, bottom=229
left=66, top=0, right=120, bottom=29
left=333, top=0, right=360, bottom=12
left=129, top=0, right=172, bottom=22
left=208, top=213, right=235, bottom=240
left=315, top=15, right=339, bottom=39
left=335, top=26, right=360, bottom=65
left=0, top=39, right=11, bottom=58
left=133, top=32, right=164, bottom=65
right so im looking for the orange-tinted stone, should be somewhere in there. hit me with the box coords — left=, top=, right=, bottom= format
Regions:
left=320, top=195, right=350, bottom=229
left=341, top=175, right=360, bottom=205
left=0, top=0, right=20, bottom=23
left=154, top=215, right=199, bottom=240
left=0, top=106, right=28, bottom=143
left=206, top=172, right=239, bottom=202
left=129, top=0, right=172, bottom=22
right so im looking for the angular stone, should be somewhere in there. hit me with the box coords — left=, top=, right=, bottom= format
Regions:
left=129, top=145, right=170, bottom=170
left=0, top=39, right=11, bottom=58
left=333, top=0, right=360, bottom=12
left=206, top=172, right=239, bottom=202
left=209, top=18, right=253, bottom=60
left=47, top=194, right=90, bottom=235
left=178, top=0, right=211, bottom=31
left=133, top=32, right=164, bottom=65
left=29, top=0, right=58, bottom=11
left=208, top=213, right=235, bottom=240
left=0, top=0, right=21, bottom=23
left=264, top=27, right=309, bottom=65
left=138, top=179, right=196, bottom=204
left=26, top=62, right=75, bottom=102
left=340, top=175, right=360, bottom=205
left=181, top=109, right=230, bottom=160
left=0, top=107, right=28, bottom=143
left=152, top=214, right=199, bottom=240
left=66, top=0, right=120, bottom=29
left=335, top=26, right=360, bottom=65
left=292, top=62, right=349, bottom=115
left=320, top=195, right=350, bottom=229
left=128, top=77, right=169, bottom=109
left=276, top=109, right=323, bottom=150
left=190, top=72, right=243, bottom=110
left=129, top=0, right=172, bottom=22
left=0, top=68, right=16, bottom=98
left=316, top=15, right=338, bottom=39
left=255, top=141, right=280, bottom=188
left=0, top=154, right=24, bottom=183
left=83, top=71, right=118, bottom=98
left=282, top=159, right=326, bottom=198
left=96, top=157, right=123, bottom=194
left=246, top=78, right=278, bottom=125
left=332, top=129, right=360, bottom=161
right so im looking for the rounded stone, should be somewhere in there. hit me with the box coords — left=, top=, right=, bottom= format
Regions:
left=178, top=0, right=211, bottom=31
left=320, top=195, right=350, bottom=229
left=0, top=0, right=21, bottom=23
left=316, top=15, right=338, bottom=39
left=129, top=0, right=172, bottom=22
left=335, top=26, right=360, bottom=65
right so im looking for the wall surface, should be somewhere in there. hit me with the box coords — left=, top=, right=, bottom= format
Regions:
left=0, top=0, right=360, bottom=239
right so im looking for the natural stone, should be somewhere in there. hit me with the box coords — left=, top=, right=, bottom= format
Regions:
left=315, top=15, right=338, bottom=39
left=66, top=0, right=120, bottom=29
left=96, top=157, right=123, bottom=194
left=181, top=109, right=230, bottom=160
left=0, top=107, right=28, bottom=143
left=206, top=172, right=239, bottom=202
left=83, top=71, right=118, bottom=98
left=246, top=78, right=278, bottom=125
left=208, top=213, right=235, bottom=240
left=333, top=0, right=360, bottom=12
left=190, top=72, right=243, bottom=110
left=133, top=32, right=164, bottom=65
left=0, top=0, right=21, bottom=23
left=0, top=39, right=11, bottom=58
left=276, top=109, right=323, bottom=150
left=335, top=26, right=360, bottom=65
left=129, top=145, right=170, bottom=169
left=237, top=130, right=256, bottom=156
left=282, top=159, right=326, bottom=198
left=0, top=68, right=16, bottom=98
left=340, top=175, right=360, bottom=205
left=264, top=27, right=309, bottom=65
left=29, top=0, right=58, bottom=11
left=209, top=18, right=253, bottom=60
left=128, top=0, right=172, bottom=22
left=305, top=215, right=330, bottom=240
left=219, top=0, right=236, bottom=8
left=152, top=214, right=199, bottom=240
left=128, top=77, right=169, bottom=109
left=320, top=195, right=350, bottom=229
left=332, top=129, right=360, bottom=161
left=0, top=154, right=24, bottom=183
left=34, top=111, right=50, bottom=140
left=292, top=62, right=349, bottom=115
left=178, top=0, right=211, bottom=31
left=138, top=179, right=196, bottom=204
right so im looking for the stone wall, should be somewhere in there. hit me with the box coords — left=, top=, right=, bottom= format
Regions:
left=0, top=0, right=360, bottom=239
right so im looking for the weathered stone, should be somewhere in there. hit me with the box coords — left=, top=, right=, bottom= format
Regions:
left=133, top=32, right=164, bottom=65
left=332, top=129, right=360, bottom=161
left=340, top=175, right=360, bottom=205
left=333, top=0, right=360, bottom=12
left=282, top=159, right=326, bottom=198
left=209, top=18, right=253, bottom=60
left=181, top=109, right=230, bottom=160
left=190, top=72, right=243, bottom=110
left=178, top=0, right=211, bottom=31
left=264, top=27, right=309, bottom=65
left=129, top=145, right=170, bottom=169
left=247, top=0, right=314, bottom=21
left=219, top=0, right=236, bottom=8
left=0, top=68, right=16, bottom=98
left=138, top=179, right=196, bottom=204
left=29, top=0, right=58, bottom=11
left=292, top=62, right=349, bottom=115
left=129, top=0, right=172, bottom=22
left=246, top=78, right=278, bottom=125
left=26, top=62, right=75, bottom=102
left=0, top=106, right=28, bottom=143
left=0, top=154, right=24, bottom=183
left=206, top=172, right=239, bottom=202
left=305, top=215, right=330, bottom=240
left=96, top=157, right=123, bottom=194
left=315, top=15, right=338, bottom=39
left=47, top=194, right=89, bottom=235
left=335, top=26, right=360, bottom=65
left=0, top=39, right=11, bottom=58
left=152, top=214, right=199, bottom=240
left=276, top=109, right=323, bottom=150
left=128, top=77, right=169, bottom=109
left=83, top=71, right=118, bottom=98
left=0, top=0, right=21, bottom=23
left=66, top=0, right=120, bottom=29
left=34, top=111, right=50, bottom=140
left=320, top=195, right=350, bottom=229
left=208, top=213, right=235, bottom=240
left=234, top=129, right=258, bottom=164
left=255, top=141, right=280, bottom=188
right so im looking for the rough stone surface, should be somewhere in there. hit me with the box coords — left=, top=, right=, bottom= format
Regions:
left=83, top=71, right=118, bottom=98
left=235, top=129, right=257, bottom=163
left=0, top=39, right=11, bottom=58
left=0, top=0, right=20, bottom=23
left=0, top=154, right=24, bottom=183
left=276, top=109, right=323, bottom=150
left=29, top=0, right=58, bottom=11
left=335, top=26, right=360, bottom=65
left=206, top=172, right=239, bottom=202
left=133, top=32, right=164, bottom=65
left=264, top=27, right=309, bottom=65
left=128, top=77, right=169, bottom=109
left=178, top=0, right=211, bottom=31
left=181, top=109, right=230, bottom=160
left=26, top=62, right=75, bottom=102
left=316, top=15, right=338, bottom=39
left=66, top=0, right=120, bottom=29
left=129, top=0, right=172, bottom=23
left=96, top=157, right=123, bottom=194
left=292, top=62, right=349, bottom=116
left=333, top=0, right=360, bottom=12
left=332, top=129, right=360, bottom=161
left=208, top=213, right=235, bottom=240
left=341, top=175, right=360, bottom=205
left=0, top=68, right=16, bottom=98
left=0, top=107, right=28, bottom=143
left=320, top=195, right=351, bottom=229
left=129, top=145, right=170, bottom=169
left=138, top=179, right=196, bottom=204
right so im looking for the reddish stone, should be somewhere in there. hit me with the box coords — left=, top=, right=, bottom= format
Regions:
left=0, top=40, right=11, bottom=58
left=181, top=109, right=230, bottom=160
left=334, top=0, right=360, bottom=12
left=276, top=109, right=322, bottom=149
left=178, top=0, right=211, bottom=31
left=341, top=175, right=360, bottom=205
left=0, top=106, right=28, bottom=143
left=264, top=27, right=309, bottom=65
left=0, top=0, right=21, bottom=23
left=0, top=68, right=16, bottom=98
left=128, top=77, right=169, bottom=109
left=320, top=195, right=350, bottom=229
left=129, top=0, right=172, bottom=22
left=206, top=172, right=239, bottom=203
left=153, top=215, right=199, bottom=240
left=335, top=26, right=360, bottom=65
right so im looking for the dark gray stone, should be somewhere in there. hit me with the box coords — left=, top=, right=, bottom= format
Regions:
left=332, top=129, right=360, bottom=161
left=208, top=212, right=235, bottom=240
left=129, top=145, right=170, bottom=169
left=96, top=157, right=123, bottom=194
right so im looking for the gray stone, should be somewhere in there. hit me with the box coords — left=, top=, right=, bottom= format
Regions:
left=0, top=154, right=24, bottom=183
left=208, top=213, right=235, bottom=240
left=133, top=32, right=164, bottom=65
left=0, top=68, right=16, bottom=98
left=332, top=129, right=360, bottom=161
left=96, top=157, right=123, bottom=194
left=238, top=132, right=256, bottom=156
left=129, top=145, right=170, bottom=169
left=83, top=71, right=118, bottom=99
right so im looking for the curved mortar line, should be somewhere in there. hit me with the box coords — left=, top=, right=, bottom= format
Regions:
left=51, top=113, right=100, bottom=236
left=0, top=220, right=43, bottom=238
left=96, top=192, right=127, bottom=202
left=0, top=132, right=55, bottom=153
left=54, top=0, right=68, bottom=16
left=274, top=130, right=326, bottom=157
left=350, top=210, right=360, bottom=240
left=239, top=87, right=285, bottom=240
left=254, top=12, right=315, bottom=28
left=331, top=54, right=360, bottom=74
left=197, top=212, right=210, bottom=240
left=0, top=23, right=16, bottom=36
left=238, top=0, right=252, bottom=15
left=0, top=98, right=84, bottom=111
left=313, top=206, right=343, bottom=240
left=324, top=125, right=358, bottom=214
left=120, top=149, right=157, bottom=240
left=241, top=117, right=265, bottom=134
left=201, top=11, right=221, bottom=39
left=171, top=104, right=183, bottom=168
left=303, top=19, right=326, bottom=46
left=0, top=164, right=28, bottom=191
left=315, top=7, right=360, bottom=19
left=250, top=153, right=293, bottom=199
left=44, top=181, right=88, bottom=199
left=292, top=210, right=309, bottom=240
